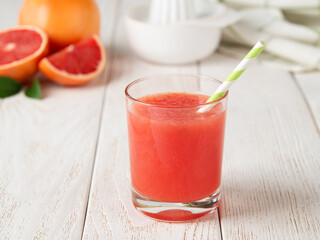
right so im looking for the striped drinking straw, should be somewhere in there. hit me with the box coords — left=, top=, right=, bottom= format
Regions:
left=198, top=40, right=265, bottom=113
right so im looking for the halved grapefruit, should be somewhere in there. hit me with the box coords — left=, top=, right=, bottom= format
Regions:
left=0, top=26, right=48, bottom=83
left=39, top=35, right=106, bottom=86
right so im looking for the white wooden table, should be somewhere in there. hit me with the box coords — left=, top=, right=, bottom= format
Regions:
left=1, top=1, right=320, bottom=239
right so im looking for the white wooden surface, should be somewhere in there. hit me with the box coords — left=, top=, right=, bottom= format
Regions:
left=0, top=0, right=116, bottom=239
left=1, top=0, right=320, bottom=239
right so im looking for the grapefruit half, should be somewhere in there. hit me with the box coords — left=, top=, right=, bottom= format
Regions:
left=0, top=26, right=49, bottom=83
left=39, top=35, right=106, bottom=86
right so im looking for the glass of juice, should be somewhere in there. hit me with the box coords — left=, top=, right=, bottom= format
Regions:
left=125, top=74, right=228, bottom=222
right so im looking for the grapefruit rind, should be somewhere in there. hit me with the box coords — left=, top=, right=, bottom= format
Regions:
left=39, top=35, right=106, bottom=86
left=0, top=25, right=49, bottom=83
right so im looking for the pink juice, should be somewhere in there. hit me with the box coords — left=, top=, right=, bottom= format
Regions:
left=127, top=92, right=226, bottom=203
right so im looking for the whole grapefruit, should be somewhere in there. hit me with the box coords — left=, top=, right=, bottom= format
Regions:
left=19, top=0, right=100, bottom=52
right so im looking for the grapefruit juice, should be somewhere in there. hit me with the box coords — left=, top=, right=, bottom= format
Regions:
left=125, top=75, right=228, bottom=221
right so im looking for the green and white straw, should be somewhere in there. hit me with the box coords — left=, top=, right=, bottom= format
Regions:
left=198, top=40, right=265, bottom=113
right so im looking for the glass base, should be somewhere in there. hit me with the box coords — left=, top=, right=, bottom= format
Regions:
left=132, top=189, right=220, bottom=222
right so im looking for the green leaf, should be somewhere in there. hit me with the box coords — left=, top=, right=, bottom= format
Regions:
left=0, top=76, right=22, bottom=98
left=25, top=78, right=42, bottom=100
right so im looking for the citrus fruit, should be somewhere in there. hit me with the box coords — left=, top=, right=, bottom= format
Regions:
left=39, top=35, right=106, bottom=86
left=0, top=26, right=48, bottom=83
left=19, top=0, right=100, bottom=52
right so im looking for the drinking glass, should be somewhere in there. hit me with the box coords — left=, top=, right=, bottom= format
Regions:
left=125, top=74, right=228, bottom=221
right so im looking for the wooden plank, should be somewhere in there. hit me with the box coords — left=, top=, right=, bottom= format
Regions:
left=200, top=54, right=320, bottom=239
left=0, top=0, right=117, bottom=239
left=294, top=72, right=320, bottom=132
left=82, top=0, right=222, bottom=239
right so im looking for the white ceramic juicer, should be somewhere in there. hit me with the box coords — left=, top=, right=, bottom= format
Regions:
left=125, top=0, right=241, bottom=64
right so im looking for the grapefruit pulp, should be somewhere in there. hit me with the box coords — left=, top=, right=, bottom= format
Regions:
left=39, top=35, right=106, bottom=86
left=0, top=26, right=48, bottom=83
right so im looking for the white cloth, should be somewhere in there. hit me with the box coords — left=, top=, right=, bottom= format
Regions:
left=220, top=8, right=320, bottom=72
left=219, top=0, right=320, bottom=9
left=237, top=9, right=320, bottom=45
left=218, top=43, right=315, bottom=72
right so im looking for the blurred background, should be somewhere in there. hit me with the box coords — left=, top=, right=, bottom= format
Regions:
left=1, top=0, right=319, bottom=72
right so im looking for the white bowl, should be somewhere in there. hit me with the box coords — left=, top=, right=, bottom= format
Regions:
left=125, top=3, right=240, bottom=65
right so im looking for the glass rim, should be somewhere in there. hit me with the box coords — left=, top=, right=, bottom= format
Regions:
left=125, top=74, right=228, bottom=109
